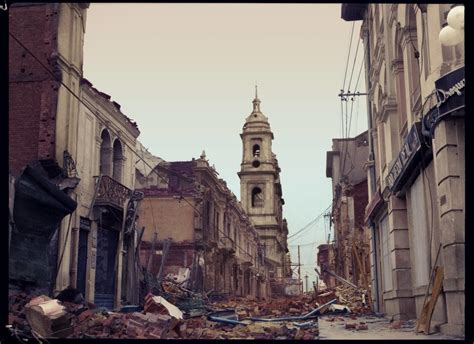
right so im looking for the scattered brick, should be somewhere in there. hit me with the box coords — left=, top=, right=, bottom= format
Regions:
left=345, top=323, right=357, bottom=330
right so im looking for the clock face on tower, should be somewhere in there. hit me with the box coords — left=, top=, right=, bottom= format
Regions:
left=252, top=160, right=260, bottom=168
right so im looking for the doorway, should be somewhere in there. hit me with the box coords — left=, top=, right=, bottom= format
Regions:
left=94, top=226, right=119, bottom=309
left=77, top=217, right=91, bottom=298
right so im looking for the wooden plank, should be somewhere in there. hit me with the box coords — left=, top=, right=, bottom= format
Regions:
left=422, top=266, right=444, bottom=334
left=147, top=232, right=158, bottom=272
left=416, top=244, right=442, bottom=333
left=352, top=244, right=373, bottom=310
left=416, top=266, right=444, bottom=334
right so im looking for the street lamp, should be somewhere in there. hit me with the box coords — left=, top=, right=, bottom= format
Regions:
left=439, top=5, right=464, bottom=46
left=447, top=5, right=464, bottom=30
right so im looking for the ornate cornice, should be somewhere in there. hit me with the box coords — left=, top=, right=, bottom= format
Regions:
left=390, top=59, right=404, bottom=75
left=380, top=96, right=398, bottom=122
left=400, top=27, right=418, bottom=50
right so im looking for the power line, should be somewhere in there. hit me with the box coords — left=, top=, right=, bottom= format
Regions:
left=9, top=29, right=289, bottom=269
left=347, top=36, right=361, bottom=94
left=288, top=204, right=331, bottom=241
left=10, top=29, right=263, bottom=269
left=339, top=33, right=368, bottom=179
left=341, top=21, right=356, bottom=94
left=9, top=30, right=198, bottom=190
left=289, top=241, right=318, bottom=248
left=340, top=21, right=355, bottom=139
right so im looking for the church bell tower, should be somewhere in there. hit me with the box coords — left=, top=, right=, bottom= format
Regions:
left=238, top=87, right=288, bottom=279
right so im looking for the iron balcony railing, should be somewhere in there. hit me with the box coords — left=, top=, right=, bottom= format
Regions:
left=93, top=175, right=131, bottom=210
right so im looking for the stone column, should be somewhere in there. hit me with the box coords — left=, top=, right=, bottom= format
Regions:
left=55, top=211, right=77, bottom=293
left=86, top=220, right=98, bottom=304
left=386, top=195, right=416, bottom=319
left=432, top=117, right=465, bottom=337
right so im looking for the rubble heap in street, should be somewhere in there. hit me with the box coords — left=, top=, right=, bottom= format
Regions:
left=7, top=283, right=376, bottom=340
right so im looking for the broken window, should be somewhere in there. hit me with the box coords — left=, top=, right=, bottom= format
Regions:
left=251, top=187, right=264, bottom=207
left=252, top=144, right=261, bottom=157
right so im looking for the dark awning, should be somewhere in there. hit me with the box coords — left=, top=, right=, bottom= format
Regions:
left=10, top=164, right=77, bottom=289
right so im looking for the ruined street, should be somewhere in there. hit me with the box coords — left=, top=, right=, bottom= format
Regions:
left=7, top=281, right=460, bottom=340
left=7, top=2, right=466, bottom=341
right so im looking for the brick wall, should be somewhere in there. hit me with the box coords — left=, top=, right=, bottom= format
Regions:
left=9, top=4, right=60, bottom=176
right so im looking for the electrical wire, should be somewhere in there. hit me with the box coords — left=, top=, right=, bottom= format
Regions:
left=342, top=21, right=356, bottom=94
left=340, top=21, right=355, bottom=139
left=9, top=29, right=294, bottom=272
left=287, top=204, right=331, bottom=240
left=340, top=35, right=368, bottom=180
left=347, top=36, right=361, bottom=94
left=9, top=30, right=197, bottom=190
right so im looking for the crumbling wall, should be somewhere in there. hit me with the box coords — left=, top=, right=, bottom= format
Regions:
left=9, top=4, right=60, bottom=176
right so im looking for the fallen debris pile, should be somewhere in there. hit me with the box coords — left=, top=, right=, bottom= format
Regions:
left=313, top=285, right=372, bottom=315
left=8, top=286, right=375, bottom=340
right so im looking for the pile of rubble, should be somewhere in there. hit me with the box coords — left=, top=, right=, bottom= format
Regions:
left=7, top=284, right=373, bottom=340
left=313, top=285, right=372, bottom=315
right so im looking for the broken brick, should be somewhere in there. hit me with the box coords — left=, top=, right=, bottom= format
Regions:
left=345, top=323, right=357, bottom=329
left=77, top=309, right=94, bottom=323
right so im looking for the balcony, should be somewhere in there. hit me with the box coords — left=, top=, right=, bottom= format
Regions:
left=93, top=175, right=131, bottom=210
left=218, top=237, right=236, bottom=254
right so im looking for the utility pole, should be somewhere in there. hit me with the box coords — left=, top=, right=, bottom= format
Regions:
left=304, top=274, right=308, bottom=293
left=297, top=245, right=301, bottom=280
left=298, top=245, right=302, bottom=294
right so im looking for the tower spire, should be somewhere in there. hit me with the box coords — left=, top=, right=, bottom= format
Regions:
left=252, top=84, right=261, bottom=113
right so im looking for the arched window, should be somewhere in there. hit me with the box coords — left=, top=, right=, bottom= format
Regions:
left=100, top=129, right=112, bottom=176
left=251, top=187, right=264, bottom=207
left=112, top=139, right=123, bottom=182
left=252, top=144, right=261, bottom=158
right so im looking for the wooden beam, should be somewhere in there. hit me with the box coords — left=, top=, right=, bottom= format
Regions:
left=417, top=266, right=444, bottom=334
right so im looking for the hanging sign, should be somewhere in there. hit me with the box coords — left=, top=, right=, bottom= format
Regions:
left=386, top=122, right=423, bottom=193
left=435, top=66, right=465, bottom=118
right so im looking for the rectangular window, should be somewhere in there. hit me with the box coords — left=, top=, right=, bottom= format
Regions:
left=380, top=214, right=393, bottom=292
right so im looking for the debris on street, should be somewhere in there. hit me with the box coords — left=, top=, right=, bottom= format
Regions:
left=8, top=286, right=459, bottom=340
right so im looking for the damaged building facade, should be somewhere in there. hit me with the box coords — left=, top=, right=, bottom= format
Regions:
left=324, top=131, right=371, bottom=294
left=238, top=91, right=293, bottom=294
left=9, top=3, right=145, bottom=310
left=136, top=152, right=269, bottom=299
left=342, top=3, right=465, bottom=337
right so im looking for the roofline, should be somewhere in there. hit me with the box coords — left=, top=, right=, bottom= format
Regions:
left=81, top=77, right=140, bottom=137
left=331, top=130, right=368, bottom=142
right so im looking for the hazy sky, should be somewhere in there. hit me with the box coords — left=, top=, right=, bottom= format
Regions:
left=83, top=3, right=367, bottom=287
